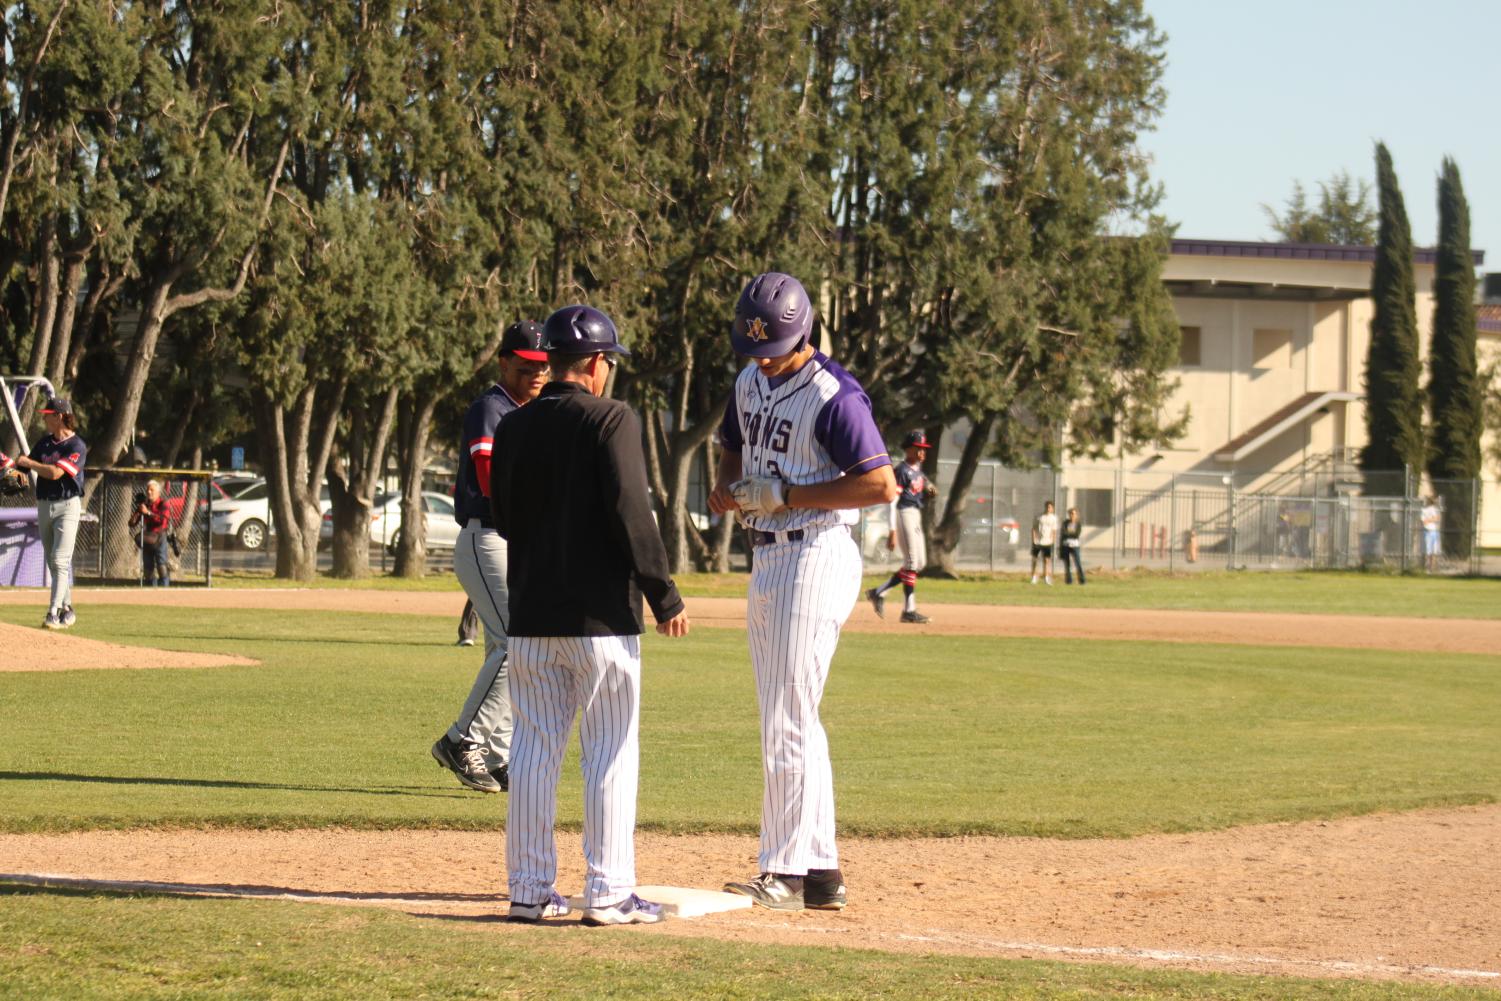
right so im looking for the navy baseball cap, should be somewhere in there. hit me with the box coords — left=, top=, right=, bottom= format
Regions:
left=41, top=397, right=73, bottom=415
left=542, top=305, right=631, bottom=357
left=499, top=320, right=547, bottom=362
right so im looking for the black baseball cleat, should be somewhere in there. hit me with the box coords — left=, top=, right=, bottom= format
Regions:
left=489, top=761, right=510, bottom=793
left=865, top=588, right=885, bottom=619
left=804, top=869, right=847, bottom=911
left=723, top=872, right=804, bottom=911
left=899, top=610, right=930, bottom=624
left=431, top=734, right=502, bottom=793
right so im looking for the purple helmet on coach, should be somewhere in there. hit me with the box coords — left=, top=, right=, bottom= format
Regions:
left=732, top=272, right=814, bottom=358
left=542, top=305, right=631, bottom=357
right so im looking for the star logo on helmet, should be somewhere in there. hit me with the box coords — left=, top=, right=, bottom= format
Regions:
left=746, top=317, right=769, bottom=342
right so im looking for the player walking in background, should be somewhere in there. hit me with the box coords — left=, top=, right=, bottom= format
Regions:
left=430, top=321, right=550, bottom=795
left=866, top=430, right=936, bottom=624
left=710, top=272, right=898, bottom=912
left=1030, top=500, right=1058, bottom=585
left=492, top=304, right=689, bottom=926
left=4, top=398, right=86, bottom=629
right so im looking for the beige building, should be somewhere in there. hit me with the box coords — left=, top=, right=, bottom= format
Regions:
left=1067, top=239, right=1501, bottom=549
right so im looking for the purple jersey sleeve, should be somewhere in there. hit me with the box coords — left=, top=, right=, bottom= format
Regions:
left=813, top=389, right=890, bottom=475
left=718, top=395, right=743, bottom=450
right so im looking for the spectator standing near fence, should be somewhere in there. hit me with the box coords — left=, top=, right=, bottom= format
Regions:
left=1030, top=500, right=1058, bottom=585
left=1420, top=496, right=1442, bottom=573
left=128, top=479, right=172, bottom=586
left=4, top=398, right=86, bottom=628
left=1060, top=506, right=1085, bottom=585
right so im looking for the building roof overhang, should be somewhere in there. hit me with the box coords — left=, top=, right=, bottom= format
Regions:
left=1214, top=391, right=1361, bottom=464
left=1165, top=279, right=1367, bottom=302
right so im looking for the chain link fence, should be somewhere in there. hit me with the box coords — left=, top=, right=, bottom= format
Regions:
left=857, top=460, right=1490, bottom=576
left=85, top=469, right=215, bottom=585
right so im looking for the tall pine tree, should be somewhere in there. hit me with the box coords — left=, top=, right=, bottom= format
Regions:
left=1426, top=157, right=1481, bottom=557
left=1362, top=142, right=1424, bottom=480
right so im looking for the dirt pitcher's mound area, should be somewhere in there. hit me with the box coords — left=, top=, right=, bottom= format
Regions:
left=0, top=622, right=257, bottom=672
left=1, top=806, right=1498, bottom=986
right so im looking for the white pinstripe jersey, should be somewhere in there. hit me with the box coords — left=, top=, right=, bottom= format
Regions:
left=720, top=351, right=890, bottom=534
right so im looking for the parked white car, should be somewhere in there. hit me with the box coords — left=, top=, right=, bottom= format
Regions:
left=211, top=479, right=331, bottom=550
left=321, top=491, right=462, bottom=552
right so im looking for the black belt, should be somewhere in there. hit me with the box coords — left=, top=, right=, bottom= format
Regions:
left=749, top=528, right=804, bottom=547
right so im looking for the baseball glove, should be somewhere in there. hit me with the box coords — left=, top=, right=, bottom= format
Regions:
left=729, top=476, right=788, bottom=516
left=0, top=471, right=26, bottom=498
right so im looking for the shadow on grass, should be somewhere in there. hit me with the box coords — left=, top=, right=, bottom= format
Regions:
left=0, top=770, right=472, bottom=799
left=0, top=875, right=503, bottom=904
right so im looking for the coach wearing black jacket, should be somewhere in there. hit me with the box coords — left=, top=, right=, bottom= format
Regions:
left=489, top=304, right=688, bottom=928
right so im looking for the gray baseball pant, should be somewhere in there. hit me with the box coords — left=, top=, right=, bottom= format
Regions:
left=449, top=519, right=513, bottom=764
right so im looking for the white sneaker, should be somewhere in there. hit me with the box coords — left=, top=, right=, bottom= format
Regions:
left=1045, top=576, right=1053, bottom=586
left=1029, top=576, right=1038, bottom=585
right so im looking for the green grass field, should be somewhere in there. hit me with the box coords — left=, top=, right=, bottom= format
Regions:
left=1, top=599, right=1497, bottom=998
left=1, top=605, right=1497, bottom=836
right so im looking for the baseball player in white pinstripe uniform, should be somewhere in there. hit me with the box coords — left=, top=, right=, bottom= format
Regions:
left=492, top=305, right=689, bottom=927
left=709, top=272, right=898, bottom=911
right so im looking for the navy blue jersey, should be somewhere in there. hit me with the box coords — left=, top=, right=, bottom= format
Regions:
left=892, top=461, right=929, bottom=511
left=455, top=383, right=523, bottom=526
left=30, top=433, right=86, bottom=500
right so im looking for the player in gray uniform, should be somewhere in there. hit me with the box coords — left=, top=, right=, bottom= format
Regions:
left=5, top=397, right=86, bottom=629
left=866, top=429, right=935, bottom=624
left=710, top=272, right=898, bottom=911
left=431, top=321, right=549, bottom=794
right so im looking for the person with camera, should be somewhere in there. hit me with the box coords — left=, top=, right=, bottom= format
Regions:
left=4, top=397, right=87, bottom=628
left=128, top=478, right=172, bottom=587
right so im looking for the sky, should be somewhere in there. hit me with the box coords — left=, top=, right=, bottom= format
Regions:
left=1140, top=0, right=1500, bottom=270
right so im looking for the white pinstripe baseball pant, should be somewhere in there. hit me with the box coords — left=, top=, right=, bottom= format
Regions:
left=505, top=633, right=642, bottom=908
left=748, top=524, right=862, bottom=875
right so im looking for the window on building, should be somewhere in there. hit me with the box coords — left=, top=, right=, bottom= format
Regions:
left=1178, top=326, right=1201, bottom=366
left=1252, top=328, right=1293, bottom=369
left=1075, top=487, right=1113, bottom=526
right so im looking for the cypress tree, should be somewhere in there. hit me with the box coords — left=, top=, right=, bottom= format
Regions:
left=1362, top=142, right=1424, bottom=480
left=1426, top=157, right=1482, bottom=557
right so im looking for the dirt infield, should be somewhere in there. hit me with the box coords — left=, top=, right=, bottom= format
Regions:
left=4, top=586, right=1500, bottom=654
left=0, top=621, right=258, bottom=672
left=1, top=805, right=1497, bottom=986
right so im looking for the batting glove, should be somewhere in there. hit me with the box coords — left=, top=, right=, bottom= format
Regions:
left=729, top=476, right=788, bottom=516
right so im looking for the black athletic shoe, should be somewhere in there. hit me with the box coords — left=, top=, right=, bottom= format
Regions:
left=899, top=610, right=930, bottom=624
left=723, top=872, right=804, bottom=911
left=804, top=869, right=847, bottom=911
left=865, top=588, right=885, bottom=619
left=489, top=761, right=510, bottom=792
left=430, top=735, right=502, bottom=794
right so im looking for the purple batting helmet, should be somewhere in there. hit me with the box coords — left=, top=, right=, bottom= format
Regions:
left=542, top=305, right=631, bottom=357
left=732, top=272, right=814, bottom=358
